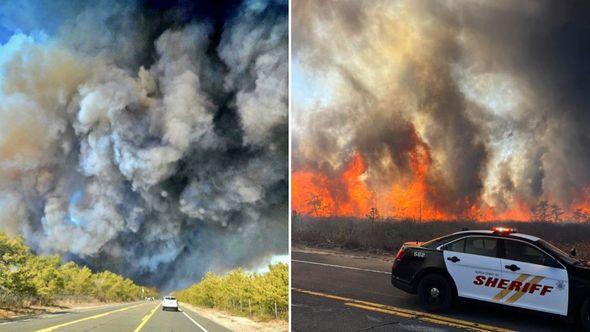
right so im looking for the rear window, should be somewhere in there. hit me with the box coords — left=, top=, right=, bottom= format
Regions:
left=443, top=236, right=498, bottom=258
left=444, top=238, right=466, bottom=253
left=165, top=296, right=176, bottom=300
left=422, top=234, right=457, bottom=249
left=464, top=237, right=498, bottom=257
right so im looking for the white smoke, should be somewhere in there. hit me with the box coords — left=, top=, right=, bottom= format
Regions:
left=0, top=0, right=287, bottom=290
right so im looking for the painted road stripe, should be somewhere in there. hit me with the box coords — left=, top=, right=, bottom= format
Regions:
left=181, top=309, right=209, bottom=332
left=293, top=288, right=514, bottom=332
left=345, top=302, right=415, bottom=319
left=133, top=303, right=160, bottom=332
left=347, top=302, right=493, bottom=331
left=35, top=302, right=147, bottom=332
left=292, top=259, right=391, bottom=274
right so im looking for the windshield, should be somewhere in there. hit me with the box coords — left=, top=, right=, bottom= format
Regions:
left=537, top=239, right=578, bottom=265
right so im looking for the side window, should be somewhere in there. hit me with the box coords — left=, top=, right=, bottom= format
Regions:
left=444, top=239, right=465, bottom=253
left=464, top=237, right=498, bottom=258
left=504, top=240, right=554, bottom=266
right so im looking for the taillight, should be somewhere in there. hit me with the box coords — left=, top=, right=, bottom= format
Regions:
left=395, top=247, right=406, bottom=260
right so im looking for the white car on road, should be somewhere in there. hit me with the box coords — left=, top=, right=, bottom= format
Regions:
left=162, top=296, right=179, bottom=311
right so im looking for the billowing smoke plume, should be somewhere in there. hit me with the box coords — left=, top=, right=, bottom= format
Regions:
left=292, top=0, right=590, bottom=221
left=0, top=0, right=287, bottom=290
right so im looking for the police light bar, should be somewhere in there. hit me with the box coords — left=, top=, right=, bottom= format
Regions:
left=492, top=227, right=517, bottom=235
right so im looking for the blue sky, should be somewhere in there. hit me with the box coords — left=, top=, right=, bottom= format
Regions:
left=0, top=25, right=11, bottom=44
left=292, top=57, right=335, bottom=111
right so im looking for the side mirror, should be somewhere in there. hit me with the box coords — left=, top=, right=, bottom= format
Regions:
left=571, top=248, right=577, bottom=257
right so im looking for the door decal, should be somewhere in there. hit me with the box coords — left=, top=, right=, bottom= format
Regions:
left=492, top=273, right=530, bottom=301
left=505, top=276, right=545, bottom=304
left=473, top=274, right=553, bottom=304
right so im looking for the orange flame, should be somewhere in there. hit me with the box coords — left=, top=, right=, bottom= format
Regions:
left=292, top=145, right=590, bottom=222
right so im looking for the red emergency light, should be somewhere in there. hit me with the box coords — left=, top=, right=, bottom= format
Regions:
left=492, top=227, right=517, bottom=235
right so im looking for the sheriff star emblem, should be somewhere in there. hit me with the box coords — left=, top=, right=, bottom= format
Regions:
left=556, top=280, right=565, bottom=291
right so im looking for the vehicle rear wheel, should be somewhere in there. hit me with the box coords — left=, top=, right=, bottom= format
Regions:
left=581, top=297, right=590, bottom=331
left=417, top=273, right=453, bottom=312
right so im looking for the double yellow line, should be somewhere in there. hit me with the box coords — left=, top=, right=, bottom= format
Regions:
left=35, top=302, right=147, bottom=332
left=35, top=302, right=159, bottom=332
left=293, top=288, right=514, bottom=332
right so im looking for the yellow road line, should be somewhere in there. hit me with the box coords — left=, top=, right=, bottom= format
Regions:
left=133, top=303, right=161, bottom=332
left=345, top=302, right=415, bottom=319
left=293, top=288, right=514, bottom=332
left=35, top=302, right=147, bottom=332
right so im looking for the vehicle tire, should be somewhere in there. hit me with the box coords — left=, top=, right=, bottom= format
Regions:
left=581, top=297, right=590, bottom=331
left=417, top=273, right=453, bottom=312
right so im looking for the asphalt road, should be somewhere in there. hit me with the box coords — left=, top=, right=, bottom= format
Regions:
left=0, top=301, right=230, bottom=332
left=292, top=248, right=582, bottom=332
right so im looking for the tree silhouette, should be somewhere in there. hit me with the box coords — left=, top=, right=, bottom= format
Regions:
left=573, top=208, right=590, bottom=223
left=531, top=200, right=549, bottom=222
left=306, top=193, right=325, bottom=217
left=550, top=204, right=564, bottom=223
left=366, top=207, right=380, bottom=222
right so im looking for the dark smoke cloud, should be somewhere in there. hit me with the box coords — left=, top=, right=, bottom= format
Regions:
left=0, top=0, right=287, bottom=290
left=293, top=0, right=590, bottom=216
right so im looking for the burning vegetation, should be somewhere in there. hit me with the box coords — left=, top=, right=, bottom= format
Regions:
left=292, top=0, right=590, bottom=223
left=293, top=152, right=590, bottom=222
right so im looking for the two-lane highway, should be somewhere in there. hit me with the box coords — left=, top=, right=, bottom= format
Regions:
left=292, top=248, right=581, bottom=331
left=0, top=301, right=230, bottom=331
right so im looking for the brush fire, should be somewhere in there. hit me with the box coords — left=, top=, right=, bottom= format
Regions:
left=292, top=0, right=590, bottom=222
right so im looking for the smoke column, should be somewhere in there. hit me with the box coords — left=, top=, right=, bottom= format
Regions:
left=0, top=0, right=287, bottom=290
left=292, top=0, right=590, bottom=221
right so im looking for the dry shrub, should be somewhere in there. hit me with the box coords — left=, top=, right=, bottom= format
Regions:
left=292, top=214, right=590, bottom=259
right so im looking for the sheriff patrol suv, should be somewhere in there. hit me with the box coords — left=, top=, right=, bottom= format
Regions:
left=391, top=227, right=590, bottom=329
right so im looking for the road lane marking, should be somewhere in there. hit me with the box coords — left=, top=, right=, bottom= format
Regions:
left=133, top=303, right=160, bottom=332
left=35, top=302, right=147, bottom=332
left=292, top=259, right=391, bottom=274
left=345, top=302, right=415, bottom=319
left=346, top=302, right=493, bottom=330
left=181, top=309, right=209, bottom=332
left=293, top=288, right=513, bottom=332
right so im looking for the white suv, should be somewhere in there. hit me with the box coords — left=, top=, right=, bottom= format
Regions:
left=162, top=296, right=178, bottom=311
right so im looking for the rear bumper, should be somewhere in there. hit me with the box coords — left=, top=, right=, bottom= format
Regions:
left=392, top=276, right=414, bottom=293
left=391, top=264, right=415, bottom=293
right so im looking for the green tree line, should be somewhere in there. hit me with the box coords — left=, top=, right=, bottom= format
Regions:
left=175, top=263, right=288, bottom=321
left=0, top=232, right=157, bottom=307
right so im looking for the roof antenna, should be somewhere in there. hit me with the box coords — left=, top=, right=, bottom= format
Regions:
left=462, top=228, right=469, bottom=231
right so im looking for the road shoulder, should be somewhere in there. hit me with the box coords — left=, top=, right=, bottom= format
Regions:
left=0, top=301, right=129, bottom=321
left=293, top=244, right=394, bottom=261
left=180, top=302, right=287, bottom=332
